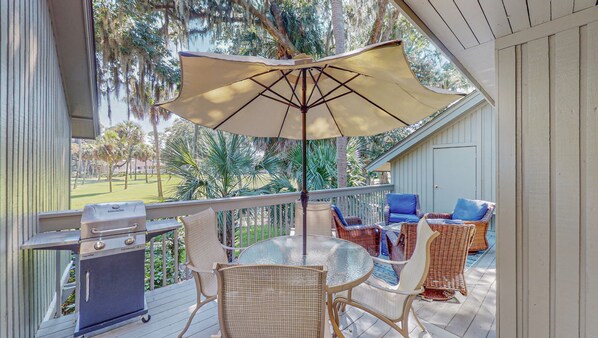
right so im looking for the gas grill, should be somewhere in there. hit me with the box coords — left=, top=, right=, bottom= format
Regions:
left=75, top=201, right=150, bottom=337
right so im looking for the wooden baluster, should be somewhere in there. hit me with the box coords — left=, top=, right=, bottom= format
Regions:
left=259, top=207, right=266, bottom=240
left=174, top=229, right=179, bottom=284
left=162, top=234, right=167, bottom=287
left=150, top=238, right=155, bottom=291
left=278, top=204, right=282, bottom=237
left=254, top=207, right=259, bottom=242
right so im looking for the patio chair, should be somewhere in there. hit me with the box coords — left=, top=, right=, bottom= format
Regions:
left=425, top=198, right=495, bottom=252
left=294, top=201, right=334, bottom=237
left=386, top=221, right=475, bottom=300
left=214, top=263, right=328, bottom=338
left=332, top=218, right=439, bottom=337
left=381, top=193, right=423, bottom=256
left=331, top=204, right=381, bottom=256
left=383, top=193, right=423, bottom=225
left=179, top=208, right=248, bottom=338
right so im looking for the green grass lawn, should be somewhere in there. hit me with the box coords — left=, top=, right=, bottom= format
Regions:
left=70, top=175, right=182, bottom=210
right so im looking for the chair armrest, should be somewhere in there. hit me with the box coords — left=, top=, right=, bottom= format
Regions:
left=416, top=209, right=424, bottom=218
left=425, top=212, right=452, bottom=219
left=186, top=263, right=214, bottom=274
left=364, top=278, right=424, bottom=295
left=383, top=205, right=390, bottom=225
left=220, top=243, right=249, bottom=251
left=372, top=256, right=408, bottom=265
left=345, top=216, right=363, bottom=226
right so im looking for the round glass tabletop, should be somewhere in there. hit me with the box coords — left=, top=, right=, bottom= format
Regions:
left=238, top=235, right=374, bottom=292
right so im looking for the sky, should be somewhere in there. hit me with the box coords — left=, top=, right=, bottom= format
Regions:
left=97, top=36, right=212, bottom=134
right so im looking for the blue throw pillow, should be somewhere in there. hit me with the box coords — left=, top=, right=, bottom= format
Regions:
left=331, top=204, right=348, bottom=227
left=452, top=198, right=488, bottom=221
left=387, top=194, right=417, bottom=214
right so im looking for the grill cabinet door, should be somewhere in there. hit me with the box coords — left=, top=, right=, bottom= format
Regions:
left=78, top=250, right=145, bottom=329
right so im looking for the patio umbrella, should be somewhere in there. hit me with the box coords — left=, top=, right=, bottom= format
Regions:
left=157, top=40, right=462, bottom=256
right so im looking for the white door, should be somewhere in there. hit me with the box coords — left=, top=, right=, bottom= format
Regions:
left=433, top=146, right=477, bottom=213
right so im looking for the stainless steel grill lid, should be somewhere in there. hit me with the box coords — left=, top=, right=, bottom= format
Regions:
left=80, top=201, right=147, bottom=240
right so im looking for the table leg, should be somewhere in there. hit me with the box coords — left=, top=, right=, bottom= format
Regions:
left=327, top=292, right=344, bottom=338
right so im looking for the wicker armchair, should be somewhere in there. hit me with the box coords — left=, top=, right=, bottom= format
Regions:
left=426, top=199, right=495, bottom=252
left=383, top=193, right=423, bottom=225
left=331, top=205, right=381, bottom=257
left=179, top=208, right=248, bottom=338
left=214, top=263, right=328, bottom=338
left=386, top=221, right=475, bottom=300
left=333, top=218, right=439, bottom=337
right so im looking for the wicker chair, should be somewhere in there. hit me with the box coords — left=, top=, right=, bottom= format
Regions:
left=386, top=221, right=475, bottom=300
left=425, top=199, right=495, bottom=252
left=332, top=218, right=439, bottom=337
left=294, top=201, right=334, bottom=237
left=214, top=263, right=328, bottom=338
left=179, top=208, right=248, bottom=338
left=383, top=193, right=423, bottom=225
left=331, top=205, right=381, bottom=257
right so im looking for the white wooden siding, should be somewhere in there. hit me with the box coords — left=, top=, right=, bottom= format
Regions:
left=496, top=18, right=598, bottom=338
left=390, top=101, right=496, bottom=213
left=0, top=0, right=71, bottom=337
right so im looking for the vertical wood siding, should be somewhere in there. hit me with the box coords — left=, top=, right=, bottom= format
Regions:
left=0, top=0, right=71, bottom=337
left=496, top=20, right=598, bottom=338
left=390, top=101, right=496, bottom=212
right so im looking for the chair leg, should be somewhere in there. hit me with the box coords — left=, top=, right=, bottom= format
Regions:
left=179, top=297, right=215, bottom=338
left=411, top=306, right=426, bottom=332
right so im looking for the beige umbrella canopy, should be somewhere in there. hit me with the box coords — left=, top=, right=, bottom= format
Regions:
left=158, top=40, right=462, bottom=255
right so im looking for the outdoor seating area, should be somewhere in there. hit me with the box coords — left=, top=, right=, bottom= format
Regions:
left=28, top=187, right=497, bottom=338
left=34, top=226, right=497, bottom=338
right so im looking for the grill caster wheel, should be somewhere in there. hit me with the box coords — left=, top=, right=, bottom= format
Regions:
left=141, top=314, right=151, bottom=323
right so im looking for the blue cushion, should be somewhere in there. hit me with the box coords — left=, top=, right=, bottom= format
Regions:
left=387, top=194, right=417, bottom=214
left=331, top=204, right=348, bottom=227
left=452, top=198, right=488, bottom=221
left=389, top=213, right=420, bottom=223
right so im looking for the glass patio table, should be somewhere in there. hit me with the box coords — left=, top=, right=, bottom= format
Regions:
left=238, top=235, right=374, bottom=337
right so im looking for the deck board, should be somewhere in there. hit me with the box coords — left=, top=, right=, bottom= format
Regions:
left=35, top=243, right=496, bottom=338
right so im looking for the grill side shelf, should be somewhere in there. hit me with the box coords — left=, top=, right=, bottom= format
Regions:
left=20, top=219, right=180, bottom=251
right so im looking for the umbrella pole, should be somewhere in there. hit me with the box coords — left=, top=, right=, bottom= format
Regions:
left=301, top=68, right=308, bottom=257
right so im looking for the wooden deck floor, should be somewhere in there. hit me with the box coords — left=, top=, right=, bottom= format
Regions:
left=36, top=243, right=495, bottom=338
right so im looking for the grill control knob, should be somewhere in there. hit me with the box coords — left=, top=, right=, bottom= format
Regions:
left=94, top=241, right=105, bottom=250
left=124, top=237, right=135, bottom=246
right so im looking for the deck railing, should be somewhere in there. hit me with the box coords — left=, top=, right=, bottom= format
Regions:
left=38, top=184, right=394, bottom=316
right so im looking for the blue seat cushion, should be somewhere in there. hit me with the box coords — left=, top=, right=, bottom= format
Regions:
left=331, top=204, right=348, bottom=227
left=452, top=198, right=488, bottom=221
left=389, top=213, right=420, bottom=223
left=387, top=194, right=417, bottom=214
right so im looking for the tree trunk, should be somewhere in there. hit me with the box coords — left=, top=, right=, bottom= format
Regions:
left=145, top=160, right=149, bottom=183
left=152, top=120, right=164, bottom=200
left=134, top=158, right=138, bottom=180
left=124, top=152, right=130, bottom=190
left=73, top=139, right=83, bottom=189
left=368, top=0, right=388, bottom=44
left=192, top=125, right=199, bottom=158
left=232, top=0, right=299, bottom=57
left=331, top=0, right=348, bottom=188
left=108, top=164, right=113, bottom=193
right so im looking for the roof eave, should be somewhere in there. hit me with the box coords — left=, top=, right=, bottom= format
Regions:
left=366, top=90, right=485, bottom=172
left=48, top=0, right=99, bottom=139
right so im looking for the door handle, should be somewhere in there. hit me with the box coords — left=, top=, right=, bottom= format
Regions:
left=85, top=271, right=90, bottom=302
left=434, top=185, right=439, bottom=189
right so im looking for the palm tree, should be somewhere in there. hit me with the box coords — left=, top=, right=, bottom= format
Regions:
left=163, top=130, right=277, bottom=256
left=93, top=130, right=125, bottom=192
left=133, top=143, right=155, bottom=184
left=114, top=121, right=144, bottom=190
